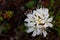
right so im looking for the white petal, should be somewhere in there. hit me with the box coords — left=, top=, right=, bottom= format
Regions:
left=45, top=14, right=49, bottom=20
left=38, top=14, right=44, bottom=19
left=24, top=23, right=28, bottom=26
left=38, top=25, right=43, bottom=28
left=37, top=25, right=42, bottom=28
left=36, top=8, right=43, bottom=14
left=39, top=29, right=42, bottom=35
left=24, top=18, right=30, bottom=22
left=36, top=29, right=40, bottom=35
left=26, top=28, right=34, bottom=33
left=27, top=14, right=35, bottom=20
left=33, top=10, right=40, bottom=17
left=27, top=22, right=36, bottom=27
left=41, top=20, right=45, bottom=24
left=39, top=13, right=48, bottom=19
left=47, top=17, right=53, bottom=22
left=41, top=15, right=44, bottom=19
left=32, top=31, right=37, bottom=37
left=43, top=8, right=49, bottom=14
left=44, top=23, right=48, bottom=28
left=25, top=23, right=35, bottom=27
left=47, top=23, right=53, bottom=27
left=43, top=31, right=47, bottom=37
left=33, top=10, right=37, bottom=15
left=27, top=13, right=32, bottom=17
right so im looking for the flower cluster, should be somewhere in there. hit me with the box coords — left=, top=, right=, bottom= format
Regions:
left=24, top=8, right=53, bottom=37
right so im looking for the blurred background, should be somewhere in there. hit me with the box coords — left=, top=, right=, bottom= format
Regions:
left=0, top=0, right=60, bottom=40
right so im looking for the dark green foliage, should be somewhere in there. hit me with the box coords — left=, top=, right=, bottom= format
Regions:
left=50, top=0, right=55, bottom=6
left=0, top=23, right=11, bottom=32
left=49, top=11, right=54, bottom=17
left=0, top=17, right=3, bottom=22
left=25, top=1, right=35, bottom=8
left=52, top=10, right=60, bottom=36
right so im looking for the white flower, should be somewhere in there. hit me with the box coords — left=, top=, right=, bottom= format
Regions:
left=26, top=26, right=41, bottom=37
left=44, top=17, right=53, bottom=28
left=36, top=8, right=49, bottom=20
left=24, top=8, right=53, bottom=37
left=39, top=25, right=48, bottom=37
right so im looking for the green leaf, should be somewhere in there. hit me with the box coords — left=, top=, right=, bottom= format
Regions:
left=20, top=23, right=27, bottom=32
left=0, top=17, right=3, bottom=21
left=32, top=0, right=36, bottom=1
left=25, top=1, right=35, bottom=8
left=55, top=10, right=60, bottom=21
left=0, top=27, right=7, bottom=32
left=32, top=0, right=37, bottom=3
left=57, top=10, right=60, bottom=16
left=53, top=13, right=60, bottom=36
left=53, top=27, right=60, bottom=36
left=5, top=23, right=11, bottom=29
left=49, top=11, right=54, bottom=16
left=50, top=0, right=55, bottom=6
left=53, top=27, right=59, bottom=31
